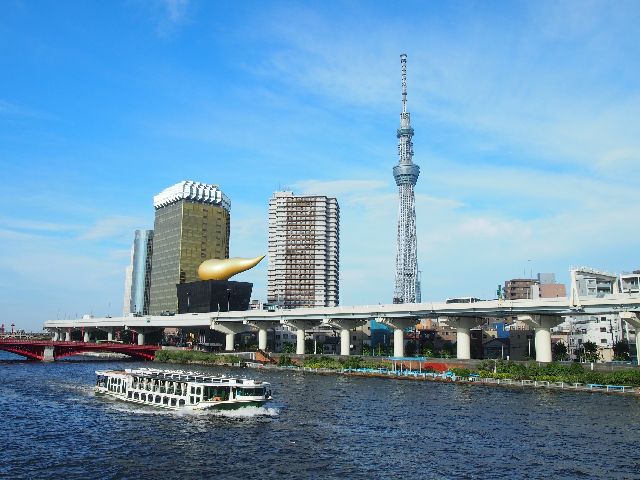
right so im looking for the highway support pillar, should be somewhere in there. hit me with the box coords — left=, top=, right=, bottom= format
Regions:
left=281, top=320, right=320, bottom=355
left=211, top=322, right=247, bottom=352
left=377, top=318, right=418, bottom=358
left=620, top=312, right=640, bottom=366
left=518, top=315, right=564, bottom=363
left=326, top=319, right=367, bottom=356
left=258, top=329, right=268, bottom=351
left=244, top=321, right=280, bottom=352
left=52, top=330, right=59, bottom=341
left=83, top=330, right=90, bottom=343
left=65, top=330, right=71, bottom=342
left=446, top=317, right=484, bottom=360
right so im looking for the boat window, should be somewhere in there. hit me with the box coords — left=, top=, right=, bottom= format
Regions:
left=171, top=398, right=176, bottom=407
left=163, top=397, right=169, bottom=405
left=236, top=387, right=264, bottom=397
left=179, top=399, right=185, bottom=407
left=190, top=386, right=195, bottom=394
left=155, top=395, right=161, bottom=404
left=190, top=396, right=195, bottom=404
left=128, top=392, right=133, bottom=398
left=141, top=394, right=146, bottom=401
left=196, top=387, right=202, bottom=396
left=203, top=386, right=230, bottom=401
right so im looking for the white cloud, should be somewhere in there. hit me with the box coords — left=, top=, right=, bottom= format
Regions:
left=80, top=215, right=145, bottom=241
left=162, top=0, right=189, bottom=23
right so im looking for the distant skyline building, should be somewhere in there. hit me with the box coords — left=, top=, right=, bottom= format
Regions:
left=393, top=53, right=420, bottom=304
left=149, top=181, right=230, bottom=315
left=122, top=264, right=133, bottom=316
left=267, top=191, right=339, bottom=309
left=122, top=229, right=154, bottom=315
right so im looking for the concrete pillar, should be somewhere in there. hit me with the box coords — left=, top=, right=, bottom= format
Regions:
left=296, top=328, right=305, bottom=355
left=535, top=326, right=552, bottom=363
left=280, top=320, right=320, bottom=356
left=456, top=324, right=471, bottom=360
left=107, top=328, right=114, bottom=342
left=52, top=331, right=59, bottom=341
left=377, top=317, right=417, bottom=358
left=43, top=346, right=55, bottom=362
left=258, top=328, right=268, bottom=351
left=244, top=321, right=280, bottom=352
left=327, top=319, right=366, bottom=357
left=137, top=330, right=145, bottom=345
left=225, top=332, right=235, bottom=351
left=65, top=330, right=71, bottom=342
left=518, top=315, right=563, bottom=363
left=341, top=329, right=350, bottom=356
left=445, top=317, right=483, bottom=360
left=620, top=312, right=640, bottom=366
left=393, top=328, right=405, bottom=358
left=83, top=330, right=90, bottom=343
left=212, top=321, right=248, bottom=352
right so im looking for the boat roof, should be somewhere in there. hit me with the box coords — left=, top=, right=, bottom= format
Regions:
left=95, top=368, right=269, bottom=386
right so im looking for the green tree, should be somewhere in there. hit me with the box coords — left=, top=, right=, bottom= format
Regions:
left=281, top=342, right=295, bottom=354
left=613, top=340, right=631, bottom=361
left=304, top=338, right=314, bottom=354
left=405, top=341, right=417, bottom=357
left=553, top=341, right=568, bottom=361
left=362, top=345, right=372, bottom=356
left=581, top=341, right=600, bottom=363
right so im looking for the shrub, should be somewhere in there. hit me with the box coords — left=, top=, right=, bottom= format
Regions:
left=278, top=355, right=293, bottom=366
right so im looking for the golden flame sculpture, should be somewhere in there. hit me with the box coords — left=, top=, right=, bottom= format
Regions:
left=197, top=255, right=265, bottom=281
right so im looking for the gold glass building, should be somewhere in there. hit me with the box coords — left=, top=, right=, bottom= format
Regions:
left=149, top=181, right=230, bottom=315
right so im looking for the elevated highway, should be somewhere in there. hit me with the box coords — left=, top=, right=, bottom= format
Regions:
left=43, top=294, right=640, bottom=363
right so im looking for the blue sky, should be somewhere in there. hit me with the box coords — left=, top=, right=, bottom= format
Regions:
left=1, top=0, right=639, bottom=330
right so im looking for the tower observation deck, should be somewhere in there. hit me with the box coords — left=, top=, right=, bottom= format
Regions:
left=393, top=53, right=420, bottom=304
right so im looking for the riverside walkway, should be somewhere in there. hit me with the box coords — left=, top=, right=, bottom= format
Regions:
left=257, top=363, right=640, bottom=396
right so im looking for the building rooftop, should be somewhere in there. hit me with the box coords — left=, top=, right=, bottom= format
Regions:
left=153, top=180, right=230, bottom=211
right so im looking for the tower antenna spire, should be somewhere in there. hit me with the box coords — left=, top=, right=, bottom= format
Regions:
left=393, top=53, right=420, bottom=304
left=401, top=53, right=408, bottom=114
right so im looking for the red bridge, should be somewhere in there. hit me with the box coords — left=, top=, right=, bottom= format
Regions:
left=0, top=339, right=160, bottom=361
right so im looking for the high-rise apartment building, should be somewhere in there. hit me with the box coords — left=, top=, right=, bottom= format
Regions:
left=122, top=229, right=154, bottom=315
left=149, top=181, right=230, bottom=315
left=504, top=278, right=537, bottom=300
left=267, top=191, right=339, bottom=308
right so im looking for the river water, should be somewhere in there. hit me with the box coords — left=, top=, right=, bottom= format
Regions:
left=1, top=353, right=639, bottom=479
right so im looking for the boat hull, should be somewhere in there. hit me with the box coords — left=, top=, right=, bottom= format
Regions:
left=94, top=387, right=270, bottom=411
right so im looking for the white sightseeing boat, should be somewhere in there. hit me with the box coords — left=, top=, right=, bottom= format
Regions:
left=95, top=368, right=272, bottom=411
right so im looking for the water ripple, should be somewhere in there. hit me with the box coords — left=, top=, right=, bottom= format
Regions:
left=2, top=354, right=640, bottom=479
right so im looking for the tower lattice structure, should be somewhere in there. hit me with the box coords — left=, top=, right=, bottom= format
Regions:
left=393, top=53, right=420, bottom=304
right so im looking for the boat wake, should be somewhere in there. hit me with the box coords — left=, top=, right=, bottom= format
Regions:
left=205, top=406, right=280, bottom=418
left=103, top=401, right=279, bottom=419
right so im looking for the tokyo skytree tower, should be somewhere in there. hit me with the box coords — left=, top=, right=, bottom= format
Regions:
left=393, top=53, right=420, bottom=304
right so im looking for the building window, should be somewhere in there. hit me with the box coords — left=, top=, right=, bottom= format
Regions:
left=600, top=327, right=607, bottom=332
left=601, top=339, right=607, bottom=344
